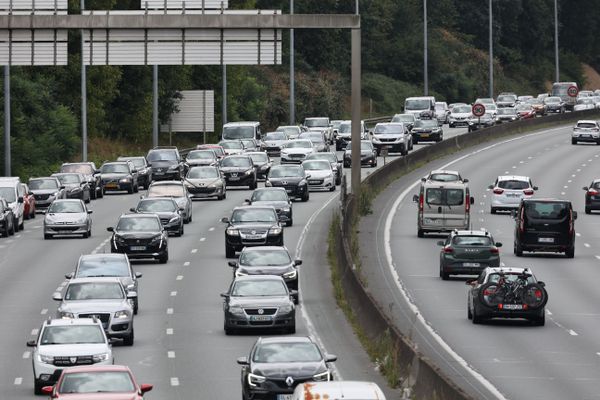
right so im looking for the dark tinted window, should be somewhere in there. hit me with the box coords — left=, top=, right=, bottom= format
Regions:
left=137, top=199, right=177, bottom=212
left=61, top=164, right=94, bottom=174
left=253, top=342, right=322, bottom=363
left=231, top=208, right=277, bottom=223
left=29, top=179, right=59, bottom=190
left=240, top=249, right=291, bottom=266
left=426, top=188, right=464, bottom=206
left=453, top=236, right=492, bottom=246
left=252, top=190, right=288, bottom=202
left=77, top=257, right=129, bottom=277
left=524, top=202, right=568, bottom=220
left=147, top=150, right=177, bottom=162
left=59, top=372, right=134, bottom=393
left=269, top=166, right=303, bottom=178
left=498, top=180, right=529, bottom=190
left=221, top=157, right=252, bottom=167
left=117, top=216, right=162, bottom=231
left=41, top=326, right=105, bottom=345
left=231, top=280, right=287, bottom=296
left=65, top=282, right=124, bottom=300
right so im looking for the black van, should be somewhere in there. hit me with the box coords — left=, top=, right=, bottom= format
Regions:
left=513, top=199, right=576, bottom=258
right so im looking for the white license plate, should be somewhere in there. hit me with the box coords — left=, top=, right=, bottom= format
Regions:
left=502, top=304, right=523, bottom=310
left=130, top=246, right=146, bottom=251
left=463, top=262, right=480, bottom=267
left=277, top=395, right=293, bottom=400
left=251, top=315, right=272, bottom=322
left=538, top=237, right=554, bottom=243
left=582, top=134, right=591, bottom=138
left=424, top=218, right=442, bottom=224
left=421, top=133, right=430, bottom=137
left=506, top=193, right=521, bottom=197
left=245, top=235, right=263, bottom=240
left=286, top=190, right=294, bottom=193
left=154, top=172, right=164, bottom=175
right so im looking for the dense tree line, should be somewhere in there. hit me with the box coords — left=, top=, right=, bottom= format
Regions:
left=1, top=0, right=599, bottom=177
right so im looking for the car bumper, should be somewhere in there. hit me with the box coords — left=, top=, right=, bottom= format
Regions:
left=491, top=196, right=526, bottom=208
left=226, top=235, right=283, bottom=250
left=413, top=132, right=441, bottom=140
left=44, top=223, right=88, bottom=235
left=225, top=311, right=295, bottom=331
left=269, top=184, right=307, bottom=199
left=372, top=141, right=405, bottom=152
left=34, top=358, right=113, bottom=383
left=225, top=175, right=255, bottom=186
left=572, top=133, right=599, bottom=142
left=281, top=155, right=308, bottom=164
left=441, top=260, right=499, bottom=275
left=474, top=302, right=544, bottom=321
left=307, top=177, right=335, bottom=191
left=102, top=182, right=133, bottom=191
left=187, top=186, right=224, bottom=199
left=449, top=120, right=469, bottom=126
left=151, top=171, right=180, bottom=180
left=111, top=243, right=168, bottom=260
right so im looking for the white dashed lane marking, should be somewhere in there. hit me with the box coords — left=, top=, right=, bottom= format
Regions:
left=166, top=328, right=174, bottom=335
left=166, top=308, right=173, bottom=315
left=584, top=243, right=591, bottom=248
left=569, top=330, right=579, bottom=336
left=209, top=227, right=215, bottom=231
left=31, top=329, right=38, bottom=336
left=191, top=249, right=198, bottom=254
left=176, top=276, right=183, bottom=281
left=14, top=377, right=22, bottom=385
left=170, top=377, right=180, bottom=386
left=576, top=233, right=582, bottom=237
left=168, top=351, right=176, bottom=358
left=183, top=261, right=190, bottom=267
left=22, top=351, right=30, bottom=359
left=199, top=237, right=206, bottom=242
left=40, top=309, right=47, bottom=315
left=170, top=291, right=178, bottom=296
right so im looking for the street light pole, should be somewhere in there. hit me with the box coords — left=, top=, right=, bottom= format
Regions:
left=289, top=0, right=295, bottom=125
left=489, top=0, right=493, bottom=99
left=554, top=0, right=559, bottom=82
left=423, top=0, right=428, bottom=96
left=81, top=0, right=88, bottom=161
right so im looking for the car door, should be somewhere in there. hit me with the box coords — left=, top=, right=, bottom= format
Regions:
left=442, top=187, right=469, bottom=230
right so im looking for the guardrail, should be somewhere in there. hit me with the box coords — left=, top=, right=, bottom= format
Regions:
left=333, top=108, right=600, bottom=399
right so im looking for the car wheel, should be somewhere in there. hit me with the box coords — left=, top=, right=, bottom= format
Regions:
left=31, top=210, right=36, bottom=219
left=596, top=140, right=600, bottom=146
left=490, top=207, right=496, bottom=214
left=343, top=162, right=350, bottom=168
left=188, top=212, right=192, bottom=223
left=177, top=224, right=184, bottom=237
left=159, top=251, right=169, bottom=264
left=123, top=329, right=134, bottom=346
left=34, top=378, right=44, bottom=395
left=91, top=187, right=97, bottom=200
left=401, top=146, right=408, bottom=156
left=586, top=207, right=591, bottom=214
left=287, top=324, right=296, bottom=334
left=44, top=233, right=52, bottom=240
left=571, top=138, right=577, bottom=145
left=531, top=313, right=545, bottom=326
left=226, top=244, right=236, bottom=258
left=467, top=301, right=473, bottom=320
left=417, top=229, right=424, bottom=238
left=3, top=224, right=8, bottom=237
left=134, top=183, right=139, bottom=193
left=514, top=242, right=523, bottom=257
left=565, top=246, right=575, bottom=258
left=329, top=185, right=336, bottom=192
left=127, top=184, right=134, bottom=194
left=287, top=219, right=293, bottom=227
left=472, top=308, right=482, bottom=324
left=133, top=299, right=138, bottom=315
left=82, top=230, right=89, bottom=239
left=440, top=266, right=449, bottom=280
left=224, top=326, right=235, bottom=336
left=301, top=193, right=309, bottom=202
left=97, top=186, right=104, bottom=198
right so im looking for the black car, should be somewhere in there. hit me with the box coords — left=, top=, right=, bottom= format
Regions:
left=544, top=96, right=566, bottom=114
left=411, top=119, right=443, bottom=143
left=228, top=246, right=301, bottom=300
left=266, top=165, right=309, bottom=202
left=305, top=152, right=343, bottom=185
left=220, top=155, right=258, bottom=189
left=437, top=230, right=501, bottom=280
left=343, top=140, right=377, bottom=168
left=246, top=152, right=273, bottom=180
left=238, top=336, right=337, bottom=400
left=0, top=197, right=15, bottom=236
left=146, top=147, right=184, bottom=181
left=583, top=180, right=600, bottom=214
left=130, top=197, right=184, bottom=236
left=107, top=213, right=169, bottom=263
left=221, top=275, right=296, bottom=335
left=59, top=162, right=103, bottom=199
left=222, top=206, right=284, bottom=258
left=28, top=177, right=66, bottom=211
left=513, top=199, right=576, bottom=258
left=117, top=156, right=152, bottom=189
left=52, top=173, right=91, bottom=203
left=184, top=149, right=219, bottom=168
left=100, top=161, right=139, bottom=194
left=467, top=267, right=547, bottom=325
left=246, top=188, right=293, bottom=226
left=467, top=113, right=495, bottom=132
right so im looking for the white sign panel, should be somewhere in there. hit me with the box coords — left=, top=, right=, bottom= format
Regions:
left=161, top=90, right=214, bottom=133
left=142, top=0, right=228, bottom=9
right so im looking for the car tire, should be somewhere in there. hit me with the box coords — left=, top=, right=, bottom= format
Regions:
left=287, top=324, right=296, bottom=334
left=472, top=307, right=482, bottom=324
left=336, top=176, right=342, bottom=186
left=224, top=326, right=235, bottom=336
left=188, top=212, right=192, bottom=223
left=440, top=266, right=449, bottom=280
left=34, top=378, right=44, bottom=395
left=44, top=233, right=52, bottom=240
left=91, top=186, right=97, bottom=200
left=158, top=251, right=169, bottom=264
left=98, top=186, right=104, bottom=198
left=596, top=140, right=600, bottom=146
left=467, top=302, right=473, bottom=320
left=401, top=146, right=408, bottom=156
left=514, top=242, right=523, bottom=257
left=287, top=219, right=293, bottom=227
left=301, top=193, right=309, bottom=202
left=133, top=299, right=138, bottom=315
left=31, top=210, right=36, bottom=219
left=177, top=224, right=184, bottom=237
left=565, top=246, right=575, bottom=258
left=532, top=313, right=545, bottom=326
left=226, top=244, right=236, bottom=258
left=123, top=329, right=134, bottom=346
left=127, top=184, right=134, bottom=194
left=490, top=207, right=497, bottom=214
left=417, top=229, right=424, bottom=238
left=586, top=207, right=591, bottom=214
left=343, top=162, right=350, bottom=168
left=329, top=185, right=336, bottom=192
left=82, top=230, right=89, bottom=239
left=571, top=138, right=577, bottom=145
left=413, top=139, right=418, bottom=145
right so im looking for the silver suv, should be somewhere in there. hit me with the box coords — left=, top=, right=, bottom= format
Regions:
left=53, top=277, right=135, bottom=346
left=26, top=318, right=113, bottom=394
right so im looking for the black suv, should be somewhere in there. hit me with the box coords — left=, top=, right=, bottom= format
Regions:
left=219, top=155, right=257, bottom=189
left=146, top=147, right=184, bottom=181
left=100, top=161, right=139, bottom=194
left=59, top=162, right=103, bottom=199
left=513, top=199, right=576, bottom=258
left=265, top=165, right=309, bottom=202
left=221, top=206, right=284, bottom=258
left=107, top=213, right=169, bottom=263
left=117, top=156, right=152, bottom=189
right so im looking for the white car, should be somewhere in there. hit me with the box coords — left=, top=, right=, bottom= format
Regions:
left=301, top=159, right=336, bottom=191
left=573, top=97, right=596, bottom=112
left=474, top=97, right=495, bottom=106
left=572, top=120, right=600, bottom=145
left=280, top=139, right=315, bottom=164
left=218, top=140, right=246, bottom=155
left=448, top=105, right=472, bottom=128
left=488, top=175, right=537, bottom=213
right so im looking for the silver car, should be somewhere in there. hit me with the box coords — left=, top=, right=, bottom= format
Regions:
left=54, top=277, right=135, bottom=345
left=146, top=180, right=193, bottom=223
left=43, top=199, right=92, bottom=239
left=185, top=166, right=226, bottom=200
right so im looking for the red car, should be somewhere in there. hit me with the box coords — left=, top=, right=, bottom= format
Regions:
left=20, top=183, right=36, bottom=219
left=41, top=365, right=153, bottom=399
left=515, top=104, right=536, bottom=119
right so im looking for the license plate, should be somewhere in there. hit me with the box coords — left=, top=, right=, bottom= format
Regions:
left=245, top=235, right=263, bottom=240
left=507, top=193, right=521, bottom=197
left=463, top=262, right=480, bottom=267
left=277, top=395, right=293, bottom=400
left=502, top=304, right=523, bottom=310
left=286, top=189, right=293, bottom=193
left=421, top=133, right=430, bottom=137
left=154, top=171, right=164, bottom=175
left=582, top=134, right=591, bottom=138
left=229, top=177, right=240, bottom=181
left=250, top=315, right=272, bottom=321
left=130, top=245, right=146, bottom=251
left=538, top=237, right=554, bottom=243
left=424, top=218, right=442, bottom=224
left=105, top=183, right=118, bottom=189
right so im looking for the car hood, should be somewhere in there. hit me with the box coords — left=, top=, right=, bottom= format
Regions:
left=229, top=222, right=277, bottom=229
left=52, top=394, right=139, bottom=400
left=251, top=200, right=289, bottom=208
left=101, top=173, right=129, bottom=180
left=37, top=343, right=110, bottom=357
left=45, top=212, right=88, bottom=222
left=220, top=166, right=252, bottom=173
left=62, top=183, right=82, bottom=190
left=252, top=362, right=325, bottom=379
left=264, top=140, right=287, bottom=146
left=344, top=150, right=372, bottom=156
left=450, top=112, right=471, bottom=118
left=185, top=178, right=222, bottom=187
left=282, top=148, right=313, bottom=155
left=150, top=160, right=177, bottom=168
left=148, top=195, right=187, bottom=207
left=412, top=127, right=438, bottom=132
left=304, top=170, right=331, bottom=179
left=114, top=231, right=162, bottom=239
left=268, top=177, right=304, bottom=184
left=186, top=159, right=215, bottom=166
left=147, top=210, right=178, bottom=219
left=373, top=133, right=404, bottom=139
left=229, top=295, right=292, bottom=308
left=59, top=299, right=130, bottom=313
left=238, top=265, right=293, bottom=275
left=31, top=189, right=60, bottom=195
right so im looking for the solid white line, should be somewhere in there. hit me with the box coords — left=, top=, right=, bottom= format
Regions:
left=576, top=233, right=582, bottom=237
left=168, top=351, right=176, bottom=358
left=166, top=328, right=174, bottom=335
left=166, top=308, right=173, bottom=315
left=14, top=377, right=22, bottom=385
left=170, top=377, right=180, bottom=386
left=40, top=309, right=48, bottom=315
left=595, top=255, right=600, bottom=261
left=584, top=243, right=590, bottom=248
left=209, top=227, right=215, bottom=231
left=569, top=330, right=579, bottom=336
left=199, top=237, right=206, bottom=242
left=31, top=328, right=38, bottom=336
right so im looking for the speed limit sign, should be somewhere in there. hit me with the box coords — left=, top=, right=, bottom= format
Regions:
left=472, top=103, right=486, bottom=117
left=567, top=85, right=579, bottom=98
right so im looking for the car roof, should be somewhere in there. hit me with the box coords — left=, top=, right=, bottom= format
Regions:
left=576, top=120, right=598, bottom=124
left=119, top=212, right=160, bottom=219
left=258, top=335, right=313, bottom=345
left=241, top=245, right=289, bottom=252
left=149, top=180, right=183, bottom=186
left=521, top=198, right=568, bottom=203
left=497, top=175, right=529, bottom=181
left=139, top=196, right=177, bottom=202
left=43, top=318, right=103, bottom=327
left=234, top=274, right=286, bottom=282
left=232, top=205, right=277, bottom=212
left=59, top=364, right=132, bottom=374
left=253, top=187, right=287, bottom=192
left=50, top=199, right=84, bottom=203
left=67, top=277, right=124, bottom=284
left=79, top=253, right=128, bottom=261
left=453, top=230, right=490, bottom=236
left=102, top=161, right=128, bottom=165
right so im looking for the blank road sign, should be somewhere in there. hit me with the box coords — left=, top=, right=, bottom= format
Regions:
left=161, top=90, right=214, bottom=133
left=142, top=0, right=228, bottom=9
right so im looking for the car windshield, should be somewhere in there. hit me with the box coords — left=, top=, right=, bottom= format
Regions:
left=148, top=184, right=185, bottom=197
left=48, top=201, right=85, bottom=213
left=346, top=142, right=373, bottom=151
left=219, top=141, right=243, bottom=150
left=54, top=174, right=81, bottom=184
left=300, top=133, right=324, bottom=143
left=497, top=108, right=517, bottom=115
left=497, top=95, right=516, bottom=102
left=524, top=201, right=568, bottom=220
left=240, top=249, right=292, bottom=266
left=414, top=120, right=438, bottom=128
left=249, top=153, right=268, bottom=164
left=577, top=98, right=593, bottom=104
left=147, top=150, right=177, bottom=162
left=253, top=342, right=322, bottom=363
left=29, top=179, right=59, bottom=190
left=286, top=141, right=312, bottom=149
left=119, top=157, right=145, bottom=168
left=187, top=151, right=215, bottom=160
left=77, top=257, right=129, bottom=278
left=101, top=164, right=129, bottom=174
left=241, top=140, right=257, bottom=148
left=304, top=118, right=328, bottom=127
left=276, top=126, right=300, bottom=135
left=59, top=372, right=135, bottom=394
left=40, top=326, right=105, bottom=345
left=545, top=97, right=561, bottom=104
left=452, top=236, right=492, bottom=246
left=187, top=167, right=219, bottom=179
left=452, top=106, right=471, bottom=113
left=65, top=282, right=124, bottom=300
left=391, top=114, right=414, bottom=123
left=61, top=164, right=94, bottom=174
left=487, top=272, right=535, bottom=284
left=222, top=126, right=255, bottom=140
left=252, top=190, right=288, bottom=202
left=405, top=99, right=431, bottom=110
left=116, top=217, right=162, bottom=231
left=269, top=167, right=303, bottom=178
left=338, top=123, right=351, bottom=133
left=221, top=157, right=252, bottom=168
left=0, top=187, right=16, bottom=202
left=374, top=125, right=403, bottom=134
left=265, top=132, right=287, bottom=141
left=428, top=173, right=459, bottom=182
left=498, top=180, right=529, bottom=190
left=231, top=279, right=288, bottom=297
left=231, top=208, right=277, bottom=223
left=302, top=160, right=330, bottom=171
left=516, top=104, right=533, bottom=111
left=307, top=154, right=336, bottom=163
left=137, top=199, right=177, bottom=212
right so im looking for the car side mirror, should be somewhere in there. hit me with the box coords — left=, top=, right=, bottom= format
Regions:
left=583, top=186, right=589, bottom=191
left=52, top=292, right=62, bottom=301
left=463, top=178, right=469, bottom=183
left=17, top=196, right=24, bottom=203
left=325, top=354, right=338, bottom=363
left=244, top=199, right=251, bottom=205
left=572, top=211, right=578, bottom=220
left=436, top=240, right=445, bottom=246
left=129, top=207, right=136, bottom=212
left=228, top=261, right=238, bottom=268
left=220, top=293, right=230, bottom=299
left=107, top=227, right=114, bottom=232
left=237, top=356, right=249, bottom=365
left=126, top=291, right=137, bottom=299
left=487, top=185, right=494, bottom=190
left=60, top=186, right=66, bottom=190
left=135, top=272, right=143, bottom=278
left=470, top=197, right=475, bottom=205
left=412, top=194, right=419, bottom=203
left=87, top=210, right=93, bottom=214
left=294, top=259, right=302, bottom=266
left=495, top=242, right=503, bottom=247
left=221, top=217, right=229, bottom=223
left=140, top=384, right=153, bottom=394
left=533, top=186, right=539, bottom=191
left=26, top=339, right=37, bottom=347
left=65, top=273, right=73, bottom=279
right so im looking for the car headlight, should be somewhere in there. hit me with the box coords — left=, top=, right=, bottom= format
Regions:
left=76, top=217, right=88, bottom=224
left=313, top=371, right=331, bottom=382
left=226, top=227, right=240, bottom=236
left=282, top=207, right=290, bottom=212
left=92, top=352, right=110, bottom=363
left=70, top=187, right=82, bottom=193
left=248, top=373, right=266, bottom=387
left=279, top=304, right=294, bottom=313
left=235, top=269, right=248, bottom=277
left=245, top=169, right=253, bottom=175
left=115, top=235, right=126, bottom=244
left=169, top=216, right=181, bottom=223
left=38, top=354, right=54, bottom=364
left=50, top=193, right=58, bottom=199
left=150, top=234, right=162, bottom=244
left=283, top=269, right=297, bottom=279
left=265, top=180, right=272, bottom=187
left=168, top=165, right=179, bottom=170
left=228, top=305, right=245, bottom=316
left=119, top=178, right=131, bottom=183
left=299, top=180, right=307, bottom=186
left=114, top=310, right=129, bottom=319
left=269, top=227, right=282, bottom=235
left=60, top=311, right=75, bottom=319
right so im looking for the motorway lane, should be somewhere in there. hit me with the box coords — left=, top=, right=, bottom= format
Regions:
left=0, top=125, right=470, bottom=399
left=364, top=124, right=600, bottom=400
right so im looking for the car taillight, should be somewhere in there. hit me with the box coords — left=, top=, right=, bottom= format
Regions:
left=490, top=247, right=499, bottom=254
left=588, top=189, right=599, bottom=196
left=419, top=194, right=424, bottom=211
left=523, top=189, right=534, bottom=195
left=493, top=188, right=504, bottom=195
left=443, top=246, right=453, bottom=254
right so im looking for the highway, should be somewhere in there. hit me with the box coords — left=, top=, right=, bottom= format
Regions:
left=361, top=123, right=600, bottom=400
left=0, top=126, right=468, bottom=399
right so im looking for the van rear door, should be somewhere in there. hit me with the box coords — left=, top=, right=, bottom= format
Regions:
left=442, top=187, right=469, bottom=230
left=523, top=201, right=572, bottom=246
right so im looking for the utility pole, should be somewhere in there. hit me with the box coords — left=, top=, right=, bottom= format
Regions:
left=489, top=0, right=494, bottom=99
left=351, top=0, right=361, bottom=197
left=289, top=0, right=295, bottom=125
left=4, top=65, right=10, bottom=176
left=152, top=65, right=158, bottom=148
left=222, top=64, right=227, bottom=125
left=423, top=0, right=428, bottom=96
left=554, top=0, right=559, bottom=82
left=81, top=0, right=88, bottom=161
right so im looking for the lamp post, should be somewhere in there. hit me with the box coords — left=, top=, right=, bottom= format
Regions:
left=423, top=0, right=428, bottom=96
left=489, top=0, right=493, bottom=99
left=554, top=0, right=559, bottom=81
left=289, top=0, right=295, bottom=125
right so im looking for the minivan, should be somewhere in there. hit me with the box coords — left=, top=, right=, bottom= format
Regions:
left=404, top=96, right=436, bottom=119
left=0, top=177, right=24, bottom=231
left=513, top=199, right=576, bottom=258
left=413, top=180, right=474, bottom=237
left=292, top=381, right=386, bottom=400
left=221, top=121, right=262, bottom=141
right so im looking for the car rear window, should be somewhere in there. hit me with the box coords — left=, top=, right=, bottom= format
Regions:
left=498, top=180, right=529, bottom=190
left=524, top=202, right=568, bottom=220
left=576, top=122, right=597, bottom=129
left=425, top=188, right=464, bottom=206
left=453, top=236, right=492, bottom=246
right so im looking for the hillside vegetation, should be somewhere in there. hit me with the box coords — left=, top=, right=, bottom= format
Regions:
left=1, top=0, right=599, bottom=177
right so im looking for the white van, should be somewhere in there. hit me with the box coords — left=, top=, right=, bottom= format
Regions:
left=221, top=121, right=262, bottom=141
left=292, top=381, right=386, bottom=400
left=404, top=96, right=436, bottom=119
left=0, top=177, right=24, bottom=231
left=413, top=180, right=474, bottom=237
